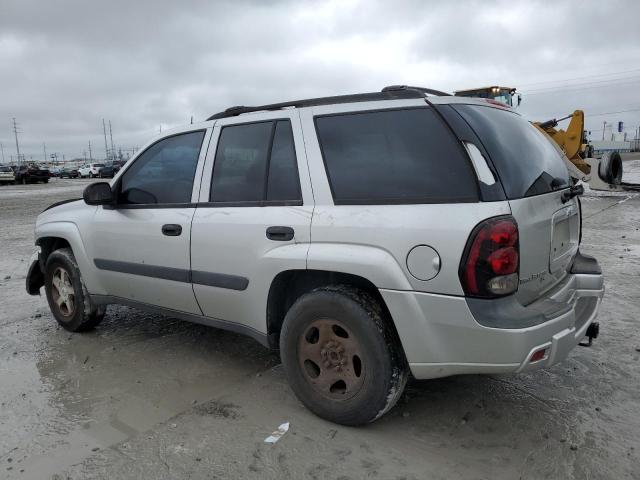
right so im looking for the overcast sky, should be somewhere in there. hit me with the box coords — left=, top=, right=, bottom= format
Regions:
left=1, top=0, right=639, bottom=162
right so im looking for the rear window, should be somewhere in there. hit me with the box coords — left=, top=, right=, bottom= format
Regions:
left=453, top=105, right=570, bottom=199
left=315, top=108, right=478, bottom=204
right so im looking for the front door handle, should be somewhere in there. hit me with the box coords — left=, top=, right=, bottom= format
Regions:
left=162, top=224, right=182, bottom=236
left=266, top=226, right=294, bottom=241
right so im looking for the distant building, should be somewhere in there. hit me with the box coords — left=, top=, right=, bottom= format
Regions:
left=590, top=140, right=631, bottom=154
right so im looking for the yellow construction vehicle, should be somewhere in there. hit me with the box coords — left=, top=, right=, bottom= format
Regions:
left=455, top=86, right=521, bottom=108
left=454, top=86, right=638, bottom=192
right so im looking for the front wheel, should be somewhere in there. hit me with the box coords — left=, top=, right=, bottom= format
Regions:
left=280, top=286, right=408, bottom=425
left=44, top=248, right=105, bottom=332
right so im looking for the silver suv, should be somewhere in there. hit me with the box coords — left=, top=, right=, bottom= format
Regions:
left=26, top=86, right=604, bottom=425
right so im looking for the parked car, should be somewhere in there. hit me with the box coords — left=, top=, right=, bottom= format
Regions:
left=13, top=164, right=50, bottom=184
left=99, top=160, right=127, bottom=178
left=59, top=167, right=79, bottom=179
left=78, top=163, right=105, bottom=178
left=26, top=86, right=604, bottom=425
left=49, top=167, right=63, bottom=177
left=0, top=165, right=15, bottom=184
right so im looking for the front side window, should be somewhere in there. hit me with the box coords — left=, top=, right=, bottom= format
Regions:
left=118, top=130, right=205, bottom=205
left=210, top=120, right=301, bottom=204
left=315, top=108, right=478, bottom=204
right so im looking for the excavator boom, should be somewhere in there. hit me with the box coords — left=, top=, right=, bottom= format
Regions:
left=534, top=110, right=590, bottom=175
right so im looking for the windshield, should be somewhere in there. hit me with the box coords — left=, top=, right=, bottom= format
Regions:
left=491, top=91, right=513, bottom=107
left=94, top=164, right=105, bottom=168
left=0, top=166, right=12, bottom=172
left=453, top=104, right=570, bottom=199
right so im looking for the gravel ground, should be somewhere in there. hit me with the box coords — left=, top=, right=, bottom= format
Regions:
left=1, top=167, right=639, bottom=480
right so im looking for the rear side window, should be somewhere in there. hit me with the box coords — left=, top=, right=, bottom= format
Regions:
left=452, top=105, right=570, bottom=199
left=210, top=120, right=301, bottom=204
left=315, top=108, right=478, bottom=204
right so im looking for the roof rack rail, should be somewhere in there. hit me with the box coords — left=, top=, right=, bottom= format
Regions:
left=206, top=85, right=450, bottom=121
left=381, top=85, right=451, bottom=97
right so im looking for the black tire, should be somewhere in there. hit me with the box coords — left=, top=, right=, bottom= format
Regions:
left=44, top=248, right=105, bottom=332
left=280, top=285, right=408, bottom=426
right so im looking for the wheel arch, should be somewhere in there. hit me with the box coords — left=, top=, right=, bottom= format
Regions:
left=266, top=269, right=400, bottom=350
left=34, top=222, right=105, bottom=295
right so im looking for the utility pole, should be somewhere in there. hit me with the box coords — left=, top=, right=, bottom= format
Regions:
left=0, top=142, right=5, bottom=164
left=109, top=120, right=115, bottom=161
left=602, top=121, right=606, bottom=141
left=102, top=119, right=109, bottom=161
left=43, top=142, right=47, bottom=163
left=12, top=117, right=21, bottom=164
left=88, top=140, right=93, bottom=160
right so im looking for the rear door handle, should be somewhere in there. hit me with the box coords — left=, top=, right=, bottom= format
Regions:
left=162, top=224, right=182, bottom=236
left=266, top=226, right=294, bottom=241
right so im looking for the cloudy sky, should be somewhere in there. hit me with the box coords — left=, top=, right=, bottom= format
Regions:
left=1, top=0, right=639, bottom=162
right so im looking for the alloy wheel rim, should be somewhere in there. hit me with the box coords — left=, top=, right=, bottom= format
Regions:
left=297, top=318, right=365, bottom=400
left=51, top=267, right=75, bottom=317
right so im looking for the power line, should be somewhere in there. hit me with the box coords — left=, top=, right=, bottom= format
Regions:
left=523, top=75, right=640, bottom=93
left=102, top=119, right=109, bottom=161
left=523, top=78, right=640, bottom=95
left=509, top=57, right=640, bottom=87
left=585, top=108, right=640, bottom=118
left=517, top=67, right=640, bottom=88
left=109, top=120, right=115, bottom=160
left=11, top=118, right=22, bottom=165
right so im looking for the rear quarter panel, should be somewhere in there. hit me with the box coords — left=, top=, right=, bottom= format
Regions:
left=299, top=101, right=512, bottom=294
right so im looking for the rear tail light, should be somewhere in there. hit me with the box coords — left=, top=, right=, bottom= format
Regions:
left=459, top=216, right=519, bottom=298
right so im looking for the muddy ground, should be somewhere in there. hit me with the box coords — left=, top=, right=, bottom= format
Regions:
left=1, top=164, right=639, bottom=480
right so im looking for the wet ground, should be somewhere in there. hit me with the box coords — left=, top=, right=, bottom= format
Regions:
left=1, top=166, right=640, bottom=480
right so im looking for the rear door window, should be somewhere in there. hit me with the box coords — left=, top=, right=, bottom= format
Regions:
left=452, top=105, right=570, bottom=199
left=210, top=120, right=302, bottom=205
left=315, top=108, right=478, bottom=204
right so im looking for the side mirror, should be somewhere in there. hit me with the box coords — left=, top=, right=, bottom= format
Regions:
left=83, top=182, right=114, bottom=205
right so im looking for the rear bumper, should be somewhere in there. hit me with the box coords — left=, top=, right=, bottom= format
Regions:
left=380, top=268, right=604, bottom=380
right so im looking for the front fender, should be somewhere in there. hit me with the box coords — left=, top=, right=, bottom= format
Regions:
left=306, top=243, right=412, bottom=290
left=35, top=221, right=107, bottom=295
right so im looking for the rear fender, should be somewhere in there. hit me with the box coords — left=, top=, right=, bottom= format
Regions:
left=306, top=243, right=412, bottom=290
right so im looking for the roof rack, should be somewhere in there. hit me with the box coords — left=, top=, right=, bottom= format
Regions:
left=206, top=85, right=450, bottom=120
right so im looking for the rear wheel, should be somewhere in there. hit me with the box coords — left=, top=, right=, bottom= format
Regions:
left=44, top=248, right=105, bottom=332
left=280, top=286, right=408, bottom=425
